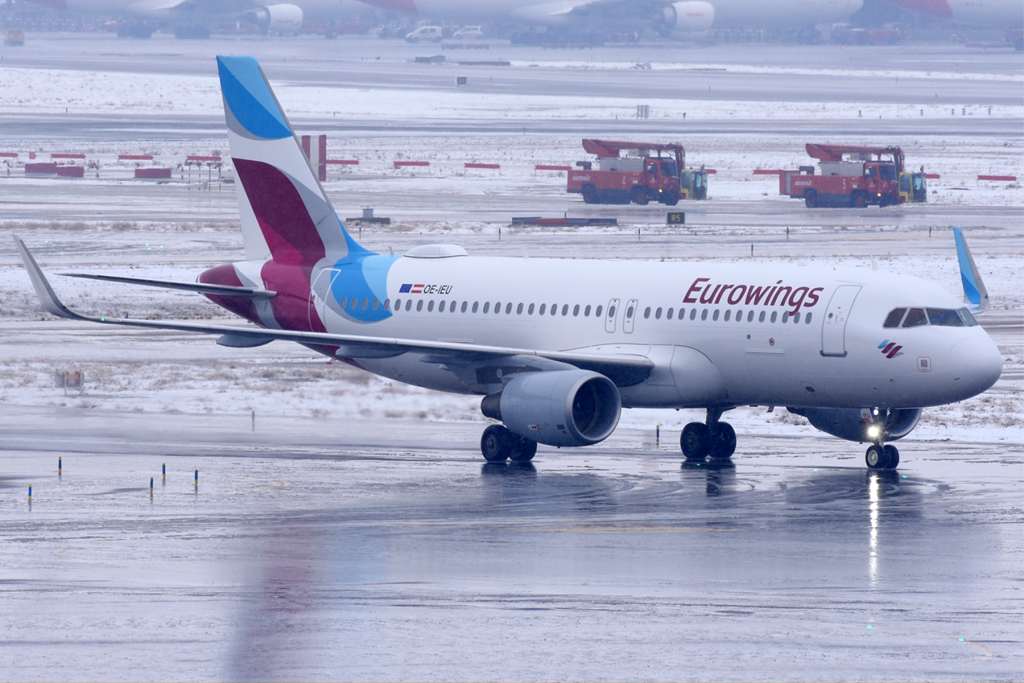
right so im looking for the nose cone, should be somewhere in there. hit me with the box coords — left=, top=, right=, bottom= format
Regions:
left=949, top=333, right=1003, bottom=399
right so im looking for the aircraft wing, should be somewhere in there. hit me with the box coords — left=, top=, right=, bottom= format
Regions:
left=62, top=273, right=276, bottom=299
left=16, top=236, right=652, bottom=387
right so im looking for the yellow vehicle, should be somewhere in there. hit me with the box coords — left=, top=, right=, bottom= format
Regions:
left=4, top=29, right=25, bottom=46
left=899, top=171, right=928, bottom=203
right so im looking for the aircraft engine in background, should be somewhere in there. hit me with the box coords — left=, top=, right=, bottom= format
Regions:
left=481, top=370, right=621, bottom=448
left=246, top=3, right=304, bottom=33
left=660, top=1, right=715, bottom=38
left=789, top=407, right=923, bottom=444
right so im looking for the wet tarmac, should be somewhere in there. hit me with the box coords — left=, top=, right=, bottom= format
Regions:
left=0, top=406, right=1021, bottom=681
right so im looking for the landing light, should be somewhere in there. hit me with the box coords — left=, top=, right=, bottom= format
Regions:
left=866, top=425, right=881, bottom=439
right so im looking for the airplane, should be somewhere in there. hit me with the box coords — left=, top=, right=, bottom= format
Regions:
left=23, top=0, right=373, bottom=37
left=16, top=56, right=1003, bottom=471
left=354, top=0, right=866, bottom=39
left=881, top=0, right=1023, bottom=27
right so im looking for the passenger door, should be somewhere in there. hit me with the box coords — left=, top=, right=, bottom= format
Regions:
left=623, top=299, right=638, bottom=334
left=821, top=285, right=861, bottom=357
left=605, top=298, right=620, bottom=333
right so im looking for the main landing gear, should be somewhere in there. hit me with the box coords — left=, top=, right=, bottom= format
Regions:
left=865, top=443, right=900, bottom=470
left=681, top=408, right=736, bottom=464
left=480, top=424, right=537, bottom=463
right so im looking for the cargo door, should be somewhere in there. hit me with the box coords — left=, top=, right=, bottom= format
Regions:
left=623, top=299, right=638, bottom=334
left=605, top=298, right=620, bottom=333
left=821, top=285, right=861, bottom=357
left=310, top=268, right=337, bottom=329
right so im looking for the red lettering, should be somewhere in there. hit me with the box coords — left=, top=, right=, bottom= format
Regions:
left=787, top=286, right=809, bottom=314
left=683, top=278, right=708, bottom=304
left=700, top=284, right=721, bottom=304
left=727, top=285, right=747, bottom=305
left=806, top=287, right=823, bottom=308
left=715, top=284, right=734, bottom=304
left=745, top=286, right=769, bottom=306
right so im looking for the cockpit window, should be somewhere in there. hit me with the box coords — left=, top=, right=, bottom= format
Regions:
left=902, top=308, right=928, bottom=327
left=883, top=308, right=906, bottom=328
left=927, top=308, right=964, bottom=327
left=957, top=308, right=978, bottom=326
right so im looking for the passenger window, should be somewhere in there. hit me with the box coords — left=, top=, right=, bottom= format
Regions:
left=782, top=312, right=789, bottom=323
left=539, top=304, right=546, bottom=315
left=405, top=300, right=412, bottom=311
left=384, top=299, right=391, bottom=311
left=724, top=310, right=731, bottom=321
left=427, top=300, right=435, bottom=312
left=883, top=308, right=906, bottom=328
left=902, top=308, right=927, bottom=327
left=392, top=299, right=399, bottom=311
left=416, top=300, right=424, bottom=312
left=690, top=309, right=697, bottom=321
left=506, top=303, right=512, bottom=314
left=793, top=312, right=801, bottom=323
left=573, top=304, right=580, bottom=317
left=655, top=307, right=662, bottom=319
left=643, top=307, right=651, bottom=319
left=362, top=298, right=368, bottom=310
left=770, top=311, right=777, bottom=323
left=701, top=309, right=708, bottom=321
left=584, top=305, right=591, bottom=317
left=483, top=302, right=490, bottom=313
left=595, top=305, right=603, bottom=318
left=562, top=304, right=569, bottom=316
left=626, top=305, right=634, bottom=318
left=667, top=307, right=674, bottom=319
left=927, top=308, right=964, bottom=327
left=451, top=301, right=458, bottom=314
left=439, top=301, right=446, bottom=313
left=517, top=303, right=524, bottom=315
left=350, top=298, right=358, bottom=310
left=471, top=301, right=478, bottom=313
left=608, top=305, right=616, bottom=318
left=805, top=312, right=813, bottom=324
left=713, top=310, right=720, bottom=321
left=528, top=303, right=535, bottom=315
left=372, top=299, right=379, bottom=310
left=747, top=311, right=753, bottom=322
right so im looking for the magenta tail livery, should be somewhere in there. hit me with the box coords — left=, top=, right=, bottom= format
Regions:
left=16, top=56, right=1002, bottom=470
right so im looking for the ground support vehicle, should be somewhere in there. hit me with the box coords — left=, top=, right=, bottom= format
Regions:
left=4, top=29, right=25, bottom=46
left=567, top=139, right=707, bottom=206
left=780, top=144, right=927, bottom=208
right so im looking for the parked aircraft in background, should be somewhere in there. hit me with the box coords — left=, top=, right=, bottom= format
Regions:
left=355, top=0, right=865, bottom=39
left=882, top=0, right=1023, bottom=27
left=25, top=0, right=373, bottom=37
left=17, top=56, right=1002, bottom=471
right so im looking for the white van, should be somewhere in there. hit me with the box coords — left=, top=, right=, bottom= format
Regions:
left=405, top=26, right=443, bottom=43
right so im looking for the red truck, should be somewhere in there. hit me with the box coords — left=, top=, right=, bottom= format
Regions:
left=780, top=144, right=927, bottom=208
left=567, top=139, right=707, bottom=206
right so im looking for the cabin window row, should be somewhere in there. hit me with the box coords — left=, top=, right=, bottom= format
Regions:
left=335, top=296, right=812, bottom=325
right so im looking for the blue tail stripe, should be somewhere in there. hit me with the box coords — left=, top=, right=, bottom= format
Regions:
left=217, top=56, right=291, bottom=141
left=953, top=227, right=981, bottom=306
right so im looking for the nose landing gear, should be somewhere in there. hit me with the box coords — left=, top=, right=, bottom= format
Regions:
left=865, top=443, right=900, bottom=470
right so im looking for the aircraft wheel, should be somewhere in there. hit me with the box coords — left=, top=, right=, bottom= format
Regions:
left=681, top=422, right=710, bottom=461
left=804, top=190, right=817, bottom=208
left=865, top=444, right=890, bottom=470
left=883, top=444, right=900, bottom=469
left=481, top=425, right=512, bottom=462
left=509, top=437, right=537, bottom=463
left=710, top=422, right=736, bottom=460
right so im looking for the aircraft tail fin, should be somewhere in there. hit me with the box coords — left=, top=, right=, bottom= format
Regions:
left=216, top=55, right=368, bottom=264
left=953, top=227, right=989, bottom=312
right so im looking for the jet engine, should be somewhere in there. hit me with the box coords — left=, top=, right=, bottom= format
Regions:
left=246, top=4, right=303, bottom=34
left=788, top=407, right=922, bottom=444
left=481, top=369, right=621, bottom=448
left=660, top=1, right=715, bottom=38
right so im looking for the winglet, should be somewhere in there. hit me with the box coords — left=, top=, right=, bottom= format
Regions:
left=953, top=227, right=989, bottom=312
left=14, top=236, right=89, bottom=321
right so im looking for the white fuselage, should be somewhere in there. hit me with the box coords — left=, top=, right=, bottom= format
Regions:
left=277, top=253, right=1001, bottom=411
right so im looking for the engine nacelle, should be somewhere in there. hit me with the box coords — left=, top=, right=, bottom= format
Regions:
left=481, top=370, right=621, bottom=448
left=246, top=4, right=303, bottom=34
left=661, top=1, right=715, bottom=37
left=789, top=407, right=922, bottom=444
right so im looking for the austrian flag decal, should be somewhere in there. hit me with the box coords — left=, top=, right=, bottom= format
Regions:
left=878, top=340, right=904, bottom=359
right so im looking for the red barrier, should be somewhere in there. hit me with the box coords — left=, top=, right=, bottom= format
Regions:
left=394, top=161, right=429, bottom=167
left=925, top=173, right=940, bottom=179
left=465, top=163, right=500, bottom=169
left=25, top=162, right=57, bottom=174
left=135, top=168, right=172, bottom=179
left=51, top=153, right=85, bottom=159
left=752, top=169, right=784, bottom=175
left=56, top=166, right=85, bottom=178
left=535, top=164, right=571, bottom=171
left=187, top=155, right=222, bottom=162
left=0, top=152, right=18, bottom=158
left=978, top=174, right=1017, bottom=182
left=706, top=169, right=717, bottom=174
left=327, top=159, right=359, bottom=166
left=120, top=154, right=154, bottom=161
